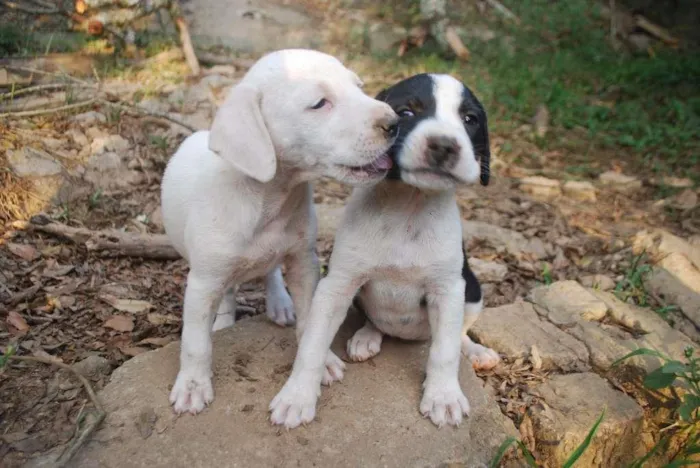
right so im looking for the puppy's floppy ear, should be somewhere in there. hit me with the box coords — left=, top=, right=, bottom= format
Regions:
left=479, top=112, right=490, bottom=186
left=209, top=83, right=276, bottom=183
left=375, top=87, right=389, bottom=102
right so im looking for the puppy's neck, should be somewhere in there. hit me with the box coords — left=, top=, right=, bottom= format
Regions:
left=373, top=180, right=454, bottom=211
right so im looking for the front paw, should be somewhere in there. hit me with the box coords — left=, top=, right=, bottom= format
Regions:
left=266, top=288, right=296, bottom=327
left=169, top=368, right=214, bottom=414
left=346, top=326, right=382, bottom=362
left=420, top=381, right=470, bottom=427
left=461, top=336, right=501, bottom=370
left=269, top=378, right=320, bottom=428
left=322, top=351, right=346, bottom=386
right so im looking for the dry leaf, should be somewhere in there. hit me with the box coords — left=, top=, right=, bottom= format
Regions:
left=147, top=313, right=179, bottom=325
left=104, top=315, right=135, bottom=332
left=530, top=345, right=542, bottom=370
left=101, top=294, right=152, bottom=314
left=7, top=243, right=40, bottom=261
left=119, top=346, right=149, bottom=357
left=7, top=311, right=30, bottom=333
left=137, top=336, right=176, bottom=347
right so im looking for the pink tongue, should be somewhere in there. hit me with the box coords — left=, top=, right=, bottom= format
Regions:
left=372, top=154, right=393, bottom=170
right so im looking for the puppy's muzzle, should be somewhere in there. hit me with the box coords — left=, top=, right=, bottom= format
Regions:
left=426, top=136, right=460, bottom=169
left=376, top=114, right=400, bottom=140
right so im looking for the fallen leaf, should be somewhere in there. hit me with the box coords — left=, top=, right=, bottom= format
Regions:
left=7, top=243, right=40, bottom=261
left=530, top=345, right=542, bottom=370
left=147, top=313, right=180, bottom=325
left=33, top=349, right=62, bottom=362
left=119, top=346, right=149, bottom=357
left=137, top=336, right=176, bottom=347
left=101, top=294, right=152, bottom=314
left=104, top=315, right=134, bottom=332
left=7, top=311, right=29, bottom=333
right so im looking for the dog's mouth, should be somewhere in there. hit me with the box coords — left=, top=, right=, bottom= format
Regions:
left=342, top=153, right=393, bottom=177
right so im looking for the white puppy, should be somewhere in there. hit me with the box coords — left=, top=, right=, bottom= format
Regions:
left=161, top=49, right=398, bottom=414
left=269, top=74, right=500, bottom=429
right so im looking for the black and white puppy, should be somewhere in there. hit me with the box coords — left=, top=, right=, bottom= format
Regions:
left=269, top=74, right=500, bottom=429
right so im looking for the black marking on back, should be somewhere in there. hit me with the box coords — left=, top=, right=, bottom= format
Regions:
left=462, top=245, right=482, bottom=304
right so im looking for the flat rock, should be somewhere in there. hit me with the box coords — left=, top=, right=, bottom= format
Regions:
left=529, top=280, right=608, bottom=327
left=524, top=373, right=645, bottom=467
left=579, top=274, right=616, bottom=291
left=468, top=258, right=508, bottom=282
left=71, top=314, right=516, bottom=467
left=462, top=220, right=548, bottom=260
left=647, top=253, right=700, bottom=328
left=7, top=148, right=62, bottom=177
left=571, top=290, right=697, bottom=373
left=519, top=176, right=561, bottom=199
left=562, top=180, right=597, bottom=202
left=598, top=171, right=642, bottom=193
left=186, top=0, right=321, bottom=54
left=470, top=300, right=589, bottom=371
left=632, top=229, right=700, bottom=271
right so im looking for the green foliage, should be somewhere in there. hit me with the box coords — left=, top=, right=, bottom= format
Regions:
left=378, top=0, right=699, bottom=181
left=490, top=410, right=605, bottom=467
left=614, top=346, right=700, bottom=466
left=0, top=344, right=16, bottom=368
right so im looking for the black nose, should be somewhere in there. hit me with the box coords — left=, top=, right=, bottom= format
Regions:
left=426, top=136, right=460, bottom=168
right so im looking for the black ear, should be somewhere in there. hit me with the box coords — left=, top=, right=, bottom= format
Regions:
left=479, top=112, right=490, bottom=186
left=375, top=87, right=389, bottom=102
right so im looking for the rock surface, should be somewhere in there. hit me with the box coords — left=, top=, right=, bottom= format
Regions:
left=462, top=220, right=548, bottom=260
left=529, top=280, right=608, bottom=327
left=598, top=171, right=642, bottom=193
left=71, top=314, right=517, bottom=467
left=519, top=176, right=561, bottom=199
left=468, top=257, right=509, bottom=282
left=524, top=373, right=645, bottom=467
left=562, top=180, right=597, bottom=202
left=184, top=0, right=320, bottom=54
left=471, top=301, right=590, bottom=371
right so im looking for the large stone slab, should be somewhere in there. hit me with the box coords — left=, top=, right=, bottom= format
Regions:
left=462, top=220, right=548, bottom=260
left=71, top=314, right=516, bottom=468
left=647, top=253, right=700, bottom=327
left=524, top=373, right=645, bottom=467
left=470, top=301, right=589, bottom=371
left=185, top=0, right=321, bottom=54
left=529, top=280, right=608, bottom=327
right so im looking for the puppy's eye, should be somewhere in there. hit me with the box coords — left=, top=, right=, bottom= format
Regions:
left=310, top=98, right=329, bottom=110
left=398, top=108, right=415, bottom=118
left=464, top=113, right=478, bottom=125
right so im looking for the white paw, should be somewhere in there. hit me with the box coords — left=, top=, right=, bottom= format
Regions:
left=461, top=336, right=500, bottom=370
left=420, top=381, right=470, bottom=427
left=169, top=368, right=214, bottom=414
left=269, top=377, right=319, bottom=428
left=212, top=313, right=235, bottom=331
left=322, top=351, right=345, bottom=386
left=346, top=326, right=382, bottom=362
left=266, top=288, right=296, bottom=327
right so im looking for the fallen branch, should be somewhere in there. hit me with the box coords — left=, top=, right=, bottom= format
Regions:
left=7, top=355, right=105, bottom=467
left=14, top=214, right=181, bottom=260
left=484, top=0, right=520, bottom=24
left=168, top=0, right=200, bottom=76
left=445, top=26, right=470, bottom=60
left=0, top=98, right=96, bottom=118
left=0, top=82, right=95, bottom=100
left=1, top=0, right=57, bottom=14
left=196, top=52, right=256, bottom=70
left=635, top=14, right=678, bottom=46
left=98, top=98, right=196, bottom=133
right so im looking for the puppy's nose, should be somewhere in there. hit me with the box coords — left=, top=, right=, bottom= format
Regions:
left=377, top=113, right=399, bottom=139
left=426, top=136, right=460, bottom=168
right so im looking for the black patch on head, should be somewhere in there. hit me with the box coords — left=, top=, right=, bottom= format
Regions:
left=375, top=74, right=491, bottom=186
left=461, top=87, right=490, bottom=186
left=462, top=245, right=482, bottom=304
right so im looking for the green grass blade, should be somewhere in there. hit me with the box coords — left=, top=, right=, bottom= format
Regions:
left=489, top=437, right=518, bottom=468
left=516, top=441, right=538, bottom=467
left=562, top=409, right=606, bottom=468
left=611, top=348, right=670, bottom=368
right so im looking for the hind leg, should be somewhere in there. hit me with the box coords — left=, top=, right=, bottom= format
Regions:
left=347, top=320, right=384, bottom=362
left=461, top=252, right=500, bottom=370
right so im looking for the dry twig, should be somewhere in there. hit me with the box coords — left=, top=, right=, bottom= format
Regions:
left=98, top=98, right=196, bottom=133
left=484, top=0, right=520, bottom=24
left=0, top=98, right=96, bottom=118
left=14, top=214, right=181, bottom=260
left=7, top=355, right=106, bottom=467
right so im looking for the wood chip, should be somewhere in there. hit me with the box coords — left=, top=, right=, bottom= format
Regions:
left=100, top=294, right=153, bottom=313
left=104, top=315, right=135, bottom=332
left=530, top=344, right=543, bottom=370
